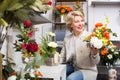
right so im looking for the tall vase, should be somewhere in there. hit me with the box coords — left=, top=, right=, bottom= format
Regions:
left=60, top=14, right=66, bottom=23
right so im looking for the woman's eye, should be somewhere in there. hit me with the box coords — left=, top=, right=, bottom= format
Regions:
left=75, top=20, right=79, bottom=23
left=81, top=20, right=84, bottom=22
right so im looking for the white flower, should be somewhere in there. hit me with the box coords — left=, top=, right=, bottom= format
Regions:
left=24, top=57, right=29, bottom=63
left=46, top=32, right=55, bottom=36
left=114, top=51, right=119, bottom=54
left=30, top=69, right=35, bottom=77
left=7, top=75, right=17, bottom=80
left=90, top=37, right=103, bottom=49
left=48, top=42, right=58, bottom=48
left=107, top=54, right=113, bottom=59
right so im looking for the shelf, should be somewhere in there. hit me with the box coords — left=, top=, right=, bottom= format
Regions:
left=30, top=14, right=52, bottom=24
left=53, top=22, right=66, bottom=25
left=91, top=1, right=120, bottom=5
left=57, top=0, right=86, bottom=2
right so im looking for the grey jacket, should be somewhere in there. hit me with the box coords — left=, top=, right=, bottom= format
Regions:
left=60, top=31, right=100, bottom=80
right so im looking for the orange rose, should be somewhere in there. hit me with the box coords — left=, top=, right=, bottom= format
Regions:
left=101, top=48, right=108, bottom=56
left=61, top=9, right=65, bottom=14
left=67, top=7, right=73, bottom=12
left=95, top=23, right=103, bottom=28
left=90, top=32, right=96, bottom=37
left=104, top=31, right=110, bottom=39
left=56, top=5, right=61, bottom=10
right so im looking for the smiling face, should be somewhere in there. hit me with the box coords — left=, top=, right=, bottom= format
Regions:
left=71, top=16, right=85, bottom=36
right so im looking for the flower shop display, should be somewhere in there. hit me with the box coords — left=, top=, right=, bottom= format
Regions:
left=40, top=32, right=58, bottom=66
left=54, top=5, right=73, bottom=22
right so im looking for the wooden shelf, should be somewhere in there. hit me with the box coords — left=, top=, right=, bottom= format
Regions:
left=57, top=0, right=86, bottom=2
left=91, top=1, right=120, bottom=5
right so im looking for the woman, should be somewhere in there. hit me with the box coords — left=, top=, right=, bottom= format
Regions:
left=60, top=11, right=100, bottom=80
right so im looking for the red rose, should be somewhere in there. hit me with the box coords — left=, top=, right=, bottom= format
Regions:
left=28, top=32, right=33, bottom=37
left=27, top=42, right=38, bottom=53
left=24, top=20, right=32, bottom=27
left=47, top=1, right=52, bottom=5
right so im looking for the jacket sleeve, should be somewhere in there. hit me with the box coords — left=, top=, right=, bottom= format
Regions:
left=90, top=52, right=100, bottom=65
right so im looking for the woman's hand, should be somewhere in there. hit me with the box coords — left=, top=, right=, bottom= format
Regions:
left=87, top=43, right=99, bottom=55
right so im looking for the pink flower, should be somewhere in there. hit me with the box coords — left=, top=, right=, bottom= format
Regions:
left=24, top=20, right=32, bottom=27
left=27, top=42, right=38, bottom=53
left=28, top=32, right=33, bottom=37
left=47, top=1, right=52, bottom=5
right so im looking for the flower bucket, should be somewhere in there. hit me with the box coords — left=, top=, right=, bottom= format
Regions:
left=60, top=14, right=66, bottom=23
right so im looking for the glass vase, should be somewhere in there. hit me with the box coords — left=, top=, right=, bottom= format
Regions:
left=44, top=57, right=55, bottom=66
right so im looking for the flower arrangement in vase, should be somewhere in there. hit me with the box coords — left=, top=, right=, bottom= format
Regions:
left=54, top=5, right=73, bottom=22
left=40, top=32, right=59, bottom=65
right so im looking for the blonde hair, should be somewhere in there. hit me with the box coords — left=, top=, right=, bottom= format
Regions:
left=66, top=11, right=84, bottom=32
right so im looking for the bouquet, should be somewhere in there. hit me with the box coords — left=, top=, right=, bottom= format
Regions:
left=54, top=5, right=73, bottom=17
left=84, top=17, right=117, bottom=49
left=84, top=17, right=119, bottom=66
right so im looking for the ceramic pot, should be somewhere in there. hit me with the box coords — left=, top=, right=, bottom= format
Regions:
left=108, top=68, right=117, bottom=80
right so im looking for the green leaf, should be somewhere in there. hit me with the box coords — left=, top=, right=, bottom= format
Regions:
left=0, top=0, right=10, bottom=13
left=8, top=3, right=23, bottom=11
left=107, top=29, right=112, bottom=33
left=16, top=34, right=23, bottom=38
left=113, top=33, right=117, bottom=37
left=0, top=18, right=8, bottom=27
left=15, top=9, right=30, bottom=21
left=19, top=0, right=35, bottom=4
